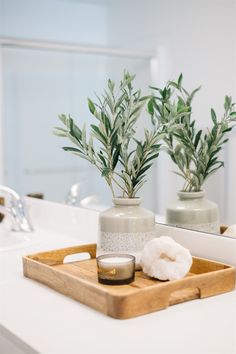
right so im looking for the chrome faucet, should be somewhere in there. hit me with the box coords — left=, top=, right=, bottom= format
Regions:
left=66, top=182, right=101, bottom=209
left=66, top=182, right=81, bottom=206
left=0, top=185, right=34, bottom=232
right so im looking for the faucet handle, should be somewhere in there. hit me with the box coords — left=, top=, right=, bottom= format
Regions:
left=11, top=197, right=34, bottom=232
left=66, top=182, right=81, bottom=206
left=0, top=185, right=33, bottom=232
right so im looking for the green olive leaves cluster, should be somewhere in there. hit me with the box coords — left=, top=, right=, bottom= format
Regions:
left=148, top=74, right=236, bottom=192
left=54, top=72, right=167, bottom=198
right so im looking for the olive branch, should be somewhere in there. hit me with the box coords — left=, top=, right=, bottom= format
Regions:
left=54, top=71, right=164, bottom=198
left=148, top=74, right=236, bottom=192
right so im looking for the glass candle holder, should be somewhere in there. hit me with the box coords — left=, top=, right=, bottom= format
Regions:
left=97, top=254, right=135, bottom=285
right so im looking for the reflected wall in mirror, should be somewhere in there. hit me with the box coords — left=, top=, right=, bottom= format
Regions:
left=0, top=0, right=236, bottom=236
left=2, top=46, right=152, bottom=208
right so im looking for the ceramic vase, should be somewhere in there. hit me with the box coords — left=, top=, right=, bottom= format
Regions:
left=97, top=197, right=156, bottom=266
left=166, top=191, right=219, bottom=233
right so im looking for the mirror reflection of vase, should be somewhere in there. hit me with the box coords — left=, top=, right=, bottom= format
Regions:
left=97, top=197, right=156, bottom=267
left=166, top=191, right=219, bottom=233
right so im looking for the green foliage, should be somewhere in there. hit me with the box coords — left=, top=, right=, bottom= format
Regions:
left=149, top=74, right=236, bottom=192
left=54, top=71, right=164, bottom=198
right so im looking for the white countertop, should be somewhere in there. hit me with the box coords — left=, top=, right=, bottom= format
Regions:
left=0, top=198, right=236, bottom=354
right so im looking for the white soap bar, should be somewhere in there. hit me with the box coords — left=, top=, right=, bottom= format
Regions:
left=140, top=236, right=192, bottom=281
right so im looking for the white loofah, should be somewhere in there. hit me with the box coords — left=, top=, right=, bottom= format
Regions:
left=140, top=236, right=192, bottom=281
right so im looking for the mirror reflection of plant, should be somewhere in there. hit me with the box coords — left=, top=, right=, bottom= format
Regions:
left=54, top=72, right=165, bottom=198
left=148, top=74, right=236, bottom=192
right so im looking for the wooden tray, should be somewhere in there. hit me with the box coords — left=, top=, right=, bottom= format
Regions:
left=23, top=243, right=236, bottom=319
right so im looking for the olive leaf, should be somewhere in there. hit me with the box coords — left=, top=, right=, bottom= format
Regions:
left=150, top=74, right=236, bottom=192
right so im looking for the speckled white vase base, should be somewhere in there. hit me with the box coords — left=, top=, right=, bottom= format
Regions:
left=97, top=230, right=156, bottom=267
left=99, top=230, right=156, bottom=252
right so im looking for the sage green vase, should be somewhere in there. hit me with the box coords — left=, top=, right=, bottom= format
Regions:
left=97, top=197, right=156, bottom=266
left=166, top=191, right=220, bottom=233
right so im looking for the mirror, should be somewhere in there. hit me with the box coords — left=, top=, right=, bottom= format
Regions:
left=0, top=0, right=235, bottom=236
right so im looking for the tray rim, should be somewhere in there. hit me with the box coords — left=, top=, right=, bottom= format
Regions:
left=22, top=243, right=236, bottom=297
left=23, top=242, right=235, bottom=266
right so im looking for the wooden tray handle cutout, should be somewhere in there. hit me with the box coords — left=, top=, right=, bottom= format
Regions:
left=27, top=243, right=97, bottom=266
left=64, top=252, right=91, bottom=263
left=168, top=287, right=200, bottom=306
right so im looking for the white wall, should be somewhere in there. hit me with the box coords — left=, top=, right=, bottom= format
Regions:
left=0, top=0, right=108, bottom=44
left=225, top=0, right=236, bottom=224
